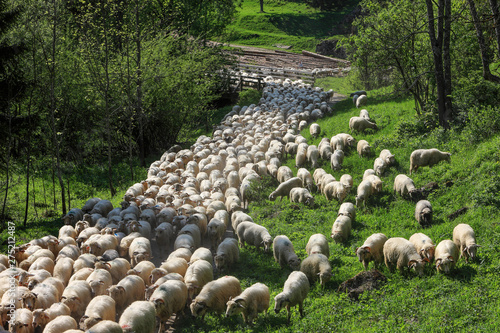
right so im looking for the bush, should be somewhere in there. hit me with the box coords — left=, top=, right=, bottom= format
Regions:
left=238, top=89, right=262, bottom=106
left=461, top=105, right=500, bottom=144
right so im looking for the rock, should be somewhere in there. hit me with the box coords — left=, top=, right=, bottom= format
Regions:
left=337, top=269, right=387, bottom=301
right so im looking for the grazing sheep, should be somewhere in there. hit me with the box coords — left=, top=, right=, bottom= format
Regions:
left=306, top=145, right=320, bottom=169
left=185, top=260, right=214, bottom=300
left=349, top=116, right=377, bottom=132
left=79, top=295, right=116, bottom=330
left=331, top=215, right=351, bottom=243
left=383, top=237, right=429, bottom=276
left=330, top=135, right=344, bottom=151
left=339, top=174, right=353, bottom=192
left=359, top=109, right=370, bottom=120
left=236, top=222, right=273, bottom=252
left=273, top=235, right=301, bottom=270
left=337, top=133, right=357, bottom=149
left=190, top=276, right=242, bottom=320
left=297, top=168, right=314, bottom=193
left=41, top=315, right=77, bottom=333
left=356, top=233, right=388, bottom=270
left=409, top=233, right=436, bottom=261
left=373, top=157, right=387, bottom=176
left=356, top=94, right=367, bottom=108
left=289, top=187, right=315, bottom=206
left=269, top=177, right=303, bottom=201
left=277, top=166, right=294, bottom=183
left=118, top=301, right=156, bottom=333
left=295, top=143, right=308, bottom=168
left=305, top=234, right=329, bottom=257
left=231, top=211, right=254, bottom=235
left=364, top=174, right=383, bottom=193
left=434, top=240, right=459, bottom=274
left=300, top=254, right=332, bottom=286
left=107, top=275, right=145, bottom=316
left=225, top=283, right=270, bottom=326
left=330, top=149, right=344, bottom=171
left=309, top=123, right=321, bottom=138
left=338, top=202, right=356, bottom=221
left=409, top=148, right=451, bottom=174
left=274, top=271, right=310, bottom=325
left=415, top=200, right=433, bottom=227
left=149, top=280, right=188, bottom=330
left=453, top=223, right=480, bottom=262
left=380, top=149, right=395, bottom=165
left=323, top=181, right=348, bottom=203
left=318, top=138, right=333, bottom=160
left=215, top=238, right=239, bottom=272
left=393, top=174, right=419, bottom=200
left=357, top=140, right=372, bottom=157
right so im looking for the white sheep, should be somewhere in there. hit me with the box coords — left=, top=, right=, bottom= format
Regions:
left=60, top=280, right=92, bottom=320
left=393, top=174, right=418, bottom=200
left=295, top=143, right=308, bottom=168
left=359, top=109, right=370, bottom=119
left=289, top=187, right=315, bottom=206
left=185, top=259, right=214, bottom=300
left=330, top=135, right=344, bottom=151
left=273, top=235, right=301, bottom=270
left=189, top=247, right=214, bottom=266
left=277, top=166, right=294, bottom=183
left=215, top=238, right=239, bottom=272
left=150, top=281, right=189, bottom=329
left=160, top=257, right=188, bottom=276
left=225, top=282, right=270, bottom=326
left=309, top=123, right=321, bottom=138
left=330, top=149, right=344, bottom=171
left=434, top=240, right=460, bottom=274
left=297, top=168, right=314, bottom=193
left=128, top=237, right=152, bottom=268
left=274, top=271, right=310, bottom=324
left=118, top=301, right=156, bottom=333
left=306, top=145, right=320, bottom=169
left=269, top=177, right=303, bottom=201
left=190, top=275, right=242, bottom=320
left=84, top=320, right=122, bottom=333
left=415, top=200, right=433, bottom=227
left=94, top=258, right=131, bottom=285
left=337, top=133, right=357, bottom=149
left=339, top=174, right=353, bottom=192
left=166, top=247, right=192, bottom=263
left=236, top=221, right=273, bottom=252
left=8, top=308, right=32, bottom=333
left=356, top=233, right=388, bottom=270
left=364, top=174, right=383, bottom=193
left=58, top=225, right=77, bottom=240
left=305, top=234, right=329, bottom=257
left=20, top=283, right=58, bottom=311
left=127, top=260, right=156, bottom=286
left=186, top=213, right=208, bottom=237
left=380, top=149, right=395, bottom=165
left=79, top=295, right=116, bottom=330
left=357, top=139, right=372, bottom=157
left=331, top=215, right=351, bottom=243
left=32, top=303, right=71, bottom=331
left=383, top=237, right=429, bottom=276
left=323, top=181, right=348, bottom=203
left=356, top=94, right=367, bottom=108
left=349, top=116, right=377, bottom=132
left=409, top=233, right=435, bottom=261
left=453, top=223, right=480, bottom=262
left=313, top=168, right=327, bottom=191
left=207, top=218, right=226, bottom=250
left=373, top=157, right=387, bottom=176
left=338, top=202, right=356, bottom=221
left=107, top=275, right=145, bottom=316
left=409, top=148, right=451, bottom=174
left=86, top=268, right=113, bottom=296
left=300, top=253, right=332, bottom=286
left=41, top=315, right=77, bottom=333
left=318, top=138, right=333, bottom=160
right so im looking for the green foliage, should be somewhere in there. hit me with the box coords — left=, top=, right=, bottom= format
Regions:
left=238, top=88, right=262, bottom=106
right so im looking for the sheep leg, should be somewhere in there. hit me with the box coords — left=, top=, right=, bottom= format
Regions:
left=299, top=301, right=305, bottom=318
left=286, top=304, right=291, bottom=325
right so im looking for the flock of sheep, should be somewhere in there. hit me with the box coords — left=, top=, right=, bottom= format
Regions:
left=0, top=78, right=481, bottom=333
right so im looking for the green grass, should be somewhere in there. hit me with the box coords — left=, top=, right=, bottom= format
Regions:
left=224, top=0, right=360, bottom=52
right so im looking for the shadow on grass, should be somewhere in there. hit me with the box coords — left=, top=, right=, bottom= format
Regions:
left=267, top=12, right=346, bottom=38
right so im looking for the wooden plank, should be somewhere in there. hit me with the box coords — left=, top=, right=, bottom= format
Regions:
left=301, top=50, right=351, bottom=65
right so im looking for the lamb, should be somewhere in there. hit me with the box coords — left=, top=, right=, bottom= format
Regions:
left=297, top=168, right=314, bottom=193
left=330, top=149, right=344, bottom=171
left=453, top=223, right=481, bottom=262
left=273, top=235, right=301, bottom=271
left=383, top=237, right=429, bottom=276
left=289, top=187, right=315, bottom=206
left=356, top=233, right=388, bottom=270
left=185, top=259, right=214, bottom=300
left=60, top=280, right=92, bottom=320
left=118, top=301, right=156, bottom=333
left=62, top=208, right=84, bottom=226
left=236, top=221, right=273, bottom=252
left=323, top=181, right=348, bottom=203
left=269, top=177, right=303, bottom=201
left=40, top=315, right=77, bottom=333
left=190, top=275, right=242, bottom=320
left=380, top=149, right=395, bottom=165
left=305, top=233, right=330, bottom=258
left=128, top=237, right=152, bottom=267
left=215, top=238, right=239, bottom=272
left=393, top=174, right=419, bottom=200
left=349, top=116, right=377, bottom=132
left=300, top=254, right=332, bottom=286
left=277, top=166, right=294, bottom=183
left=309, top=123, right=321, bottom=138
left=107, top=275, right=145, bottom=316
left=154, top=222, right=174, bottom=260
left=331, top=215, right=352, bottom=243
left=357, top=139, right=372, bottom=157
left=409, top=233, right=435, bottom=261
left=415, top=200, right=433, bottom=227
left=409, top=148, right=451, bottom=174
left=79, top=295, right=116, bottom=330
left=373, top=157, right=388, bottom=176
left=8, top=308, right=32, bottom=333
left=225, top=282, right=270, bottom=326
left=274, top=271, right=310, bottom=324
left=32, top=303, right=71, bottom=331
left=86, top=268, right=113, bottom=296
left=149, top=280, right=188, bottom=330
left=306, top=145, right=320, bottom=169
left=356, top=180, right=373, bottom=207
left=207, top=218, right=226, bottom=250
left=434, top=240, right=460, bottom=274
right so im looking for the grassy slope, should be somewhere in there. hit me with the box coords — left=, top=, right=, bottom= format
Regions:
left=224, top=0, right=359, bottom=52
left=173, top=79, right=500, bottom=332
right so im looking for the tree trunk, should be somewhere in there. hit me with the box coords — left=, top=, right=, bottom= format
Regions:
left=489, top=0, right=500, bottom=59
left=1, top=107, right=12, bottom=227
left=467, top=0, right=500, bottom=83
left=136, top=0, right=145, bottom=168
left=260, top=0, right=264, bottom=13
left=443, top=0, right=453, bottom=125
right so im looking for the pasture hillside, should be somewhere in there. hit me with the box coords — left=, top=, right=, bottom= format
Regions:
left=2, top=77, right=500, bottom=332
